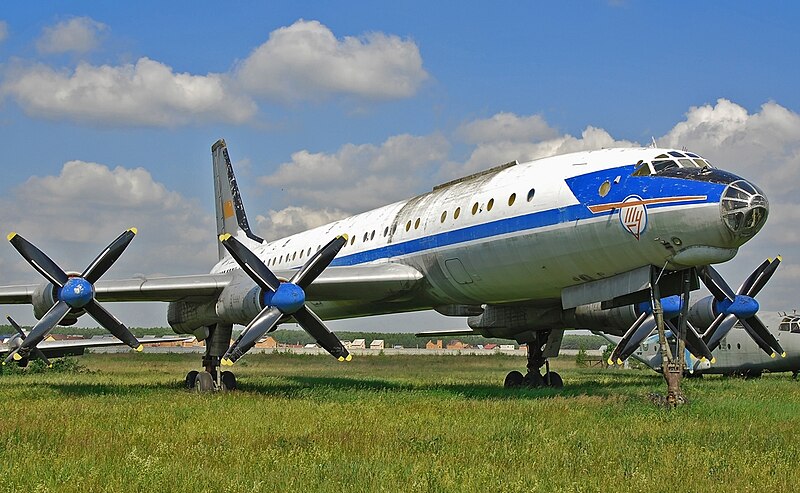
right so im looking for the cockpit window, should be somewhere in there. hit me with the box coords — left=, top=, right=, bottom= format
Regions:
left=631, top=151, right=714, bottom=177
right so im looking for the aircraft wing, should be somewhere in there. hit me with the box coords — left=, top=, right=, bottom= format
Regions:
left=1, top=336, right=192, bottom=359
left=0, top=262, right=424, bottom=305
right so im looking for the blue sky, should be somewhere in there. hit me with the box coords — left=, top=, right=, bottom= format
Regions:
left=1, top=1, right=799, bottom=330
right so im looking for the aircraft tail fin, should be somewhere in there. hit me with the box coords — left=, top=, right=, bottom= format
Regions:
left=212, top=139, right=263, bottom=260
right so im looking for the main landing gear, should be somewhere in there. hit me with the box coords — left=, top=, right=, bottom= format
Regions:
left=184, top=324, right=238, bottom=392
left=504, top=333, right=563, bottom=389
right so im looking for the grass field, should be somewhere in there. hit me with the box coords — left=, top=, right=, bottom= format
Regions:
left=1, top=353, right=799, bottom=492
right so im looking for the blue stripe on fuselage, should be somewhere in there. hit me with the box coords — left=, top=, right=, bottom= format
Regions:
left=328, top=165, right=726, bottom=267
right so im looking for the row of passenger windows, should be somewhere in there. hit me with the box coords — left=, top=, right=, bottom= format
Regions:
left=264, top=187, right=537, bottom=267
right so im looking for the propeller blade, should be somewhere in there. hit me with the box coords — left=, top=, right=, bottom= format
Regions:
left=615, top=316, right=657, bottom=363
left=704, top=314, right=738, bottom=351
left=608, top=312, right=648, bottom=364
left=84, top=300, right=142, bottom=350
left=698, top=265, right=735, bottom=302
left=736, top=259, right=770, bottom=296
left=293, top=306, right=350, bottom=361
left=7, top=233, right=69, bottom=288
left=290, top=235, right=347, bottom=289
left=745, top=256, right=781, bottom=298
left=81, top=228, right=137, bottom=283
left=668, top=320, right=714, bottom=362
left=220, top=234, right=280, bottom=292
left=741, top=316, right=785, bottom=357
left=7, top=315, right=26, bottom=339
left=222, top=306, right=283, bottom=364
left=5, top=300, right=70, bottom=363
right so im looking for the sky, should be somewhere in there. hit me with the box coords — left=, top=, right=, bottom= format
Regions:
left=0, top=1, right=799, bottom=332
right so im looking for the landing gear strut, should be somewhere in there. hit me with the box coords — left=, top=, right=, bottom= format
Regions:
left=184, top=324, right=237, bottom=392
left=504, top=331, right=563, bottom=389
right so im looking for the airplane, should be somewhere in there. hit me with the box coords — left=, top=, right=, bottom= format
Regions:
left=0, top=139, right=781, bottom=392
left=1, top=316, right=190, bottom=368
left=599, top=312, right=800, bottom=378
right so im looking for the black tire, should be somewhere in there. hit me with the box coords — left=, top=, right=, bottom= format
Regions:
left=185, top=370, right=199, bottom=390
left=544, top=371, right=564, bottom=389
left=524, top=371, right=544, bottom=388
left=195, top=371, right=215, bottom=392
left=221, top=371, right=237, bottom=391
left=504, top=370, right=525, bottom=388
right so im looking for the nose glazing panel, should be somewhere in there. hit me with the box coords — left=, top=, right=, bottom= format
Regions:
left=720, top=180, right=769, bottom=236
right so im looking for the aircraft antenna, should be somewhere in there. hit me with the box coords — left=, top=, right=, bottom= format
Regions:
left=650, top=136, right=657, bottom=148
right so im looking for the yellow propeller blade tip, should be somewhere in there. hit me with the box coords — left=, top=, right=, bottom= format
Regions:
left=337, top=356, right=345, bottom=362
left=770, top=352, right=777, bottom=358
left=219, top=233, right=232, bottom=242
left=346, top=354, right=352, bottom=362
left=6, top=232, right=17, bottom=241
left=616, top=358, right=623, bottom=365
left=775, top=255, right=782, bottom=262
left=128, top=227, right=138, bottom=235
left=340, top=233, right=349, bottom=241
left=700, top=357, right=707, bottom=362
left=12, top=353, right=22, bottom=361
left=221, top=358, right=234, bottom=366
left=1, top=362, right=5, bottom=366
left=135, top=345, right=144, bottom=352
left=48, top=364, right=53, bottom=368
left=781, top=351, right=787, bottom=358
left=607, top=358, right=614, bottom=366
left=711, top=357, right=717, bottom=364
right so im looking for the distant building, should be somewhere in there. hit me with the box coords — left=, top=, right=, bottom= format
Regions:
left=499, top=344, right=516, bottom=351
left=181, top=337, right=197, bottom=348
left=370, top=339, right=384, bottom=350
left=446, top=340, right=466, bottom=350
left=351, top=339, right=366, bottom=349
left=304, top=343, right=318, bottom=349
left=255, top=336, right=278, bottom=349
left=425, top=339, right=442, bottom=350
left=484, top=343, right=498, bottom=350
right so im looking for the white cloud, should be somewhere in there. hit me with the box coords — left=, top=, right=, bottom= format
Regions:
left=458, top=113, right=559, bottom=144
left=260, top=133, right=450, bottom=213
left=2, top=57, right=257, bottom=126
left=255, top=206, right=348, bottom=239
left=0, top=161, right=217, bottom=281
left=36, top=16, right=107, bottom=54
left=236, top=19, right=427, bottom=102
left=0, top=21, right=8, bottom=44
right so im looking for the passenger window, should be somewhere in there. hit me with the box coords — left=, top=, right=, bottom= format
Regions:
left=440, top=211, right=447, bottom=223
left=414, top=218, right=420, bottom=229
left=487, top=198, right=494, bottom=211
left=292, top=252, right=296, bottom=260
left=472, top=202, right=479, bottom=215
left=454, top=207, right=461, bottom=219
left=363, top=232, right=369, bottom=242
left=405, top=220, right=411, bottom=232
left=299, top=250, right=303, bottom=259
left=391, top=225, right=397, bottom=235
left=508, top=193, right=516, bottom=206
left=350, top=236, right=355, bottom=245
left=527, top=188, right=535, bottom=202
left=383, top=227, right=389, bottom=237
left=370, top=230, right=375, bottom=240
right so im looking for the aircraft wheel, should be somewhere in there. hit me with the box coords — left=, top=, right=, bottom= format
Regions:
left=185, top=370, right=199, bottom=390
left=504, top=370, right=525, bottom=388
left=221, top=371, right=237, bottom=391
left=195, top=371, right=215, bottom=392
left=524, top=371, right=544, bottom=388
left=544, top=371, right=563, bottom=389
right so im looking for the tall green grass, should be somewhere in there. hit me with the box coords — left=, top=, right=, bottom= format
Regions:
left=1, top=353, right=799, bottom=492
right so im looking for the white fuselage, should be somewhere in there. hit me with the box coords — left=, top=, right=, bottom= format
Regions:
left=211, top=147, right=753, bottom=322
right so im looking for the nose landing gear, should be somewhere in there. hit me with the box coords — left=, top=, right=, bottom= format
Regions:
left=183, top=324, right=238, bottom=392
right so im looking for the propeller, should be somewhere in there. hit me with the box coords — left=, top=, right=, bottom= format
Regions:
left=608, top=295, right=714, bottom=365
left=3, top=316, right=51, bottom=367
left=699, top=258, right=784, bottom=358
left=3, top=230, right=143, bottom=365
left=219, top=234, right=351, bottom=365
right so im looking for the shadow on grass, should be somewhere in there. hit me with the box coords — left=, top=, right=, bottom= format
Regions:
left=1, top=371, right=661, bottom=400
left=239, top=374, right=659, bottom=400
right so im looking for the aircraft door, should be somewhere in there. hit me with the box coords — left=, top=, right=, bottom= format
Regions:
left=444, top=258, right=474, bottom=285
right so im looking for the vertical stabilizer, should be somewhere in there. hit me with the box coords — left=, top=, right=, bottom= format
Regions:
left=212, top=139, right=263, bottom=260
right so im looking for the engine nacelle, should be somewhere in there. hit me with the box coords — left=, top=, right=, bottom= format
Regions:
left=687, top=295, right=716, bottom=331
left=215, top=280, right=264, bottom=325
left=563, top=302, right=639, bottom=335
left=31, top=283, right=80, bottom=326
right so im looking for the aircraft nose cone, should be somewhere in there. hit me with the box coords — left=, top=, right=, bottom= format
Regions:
left=720, top=179, right=769, bottom=238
